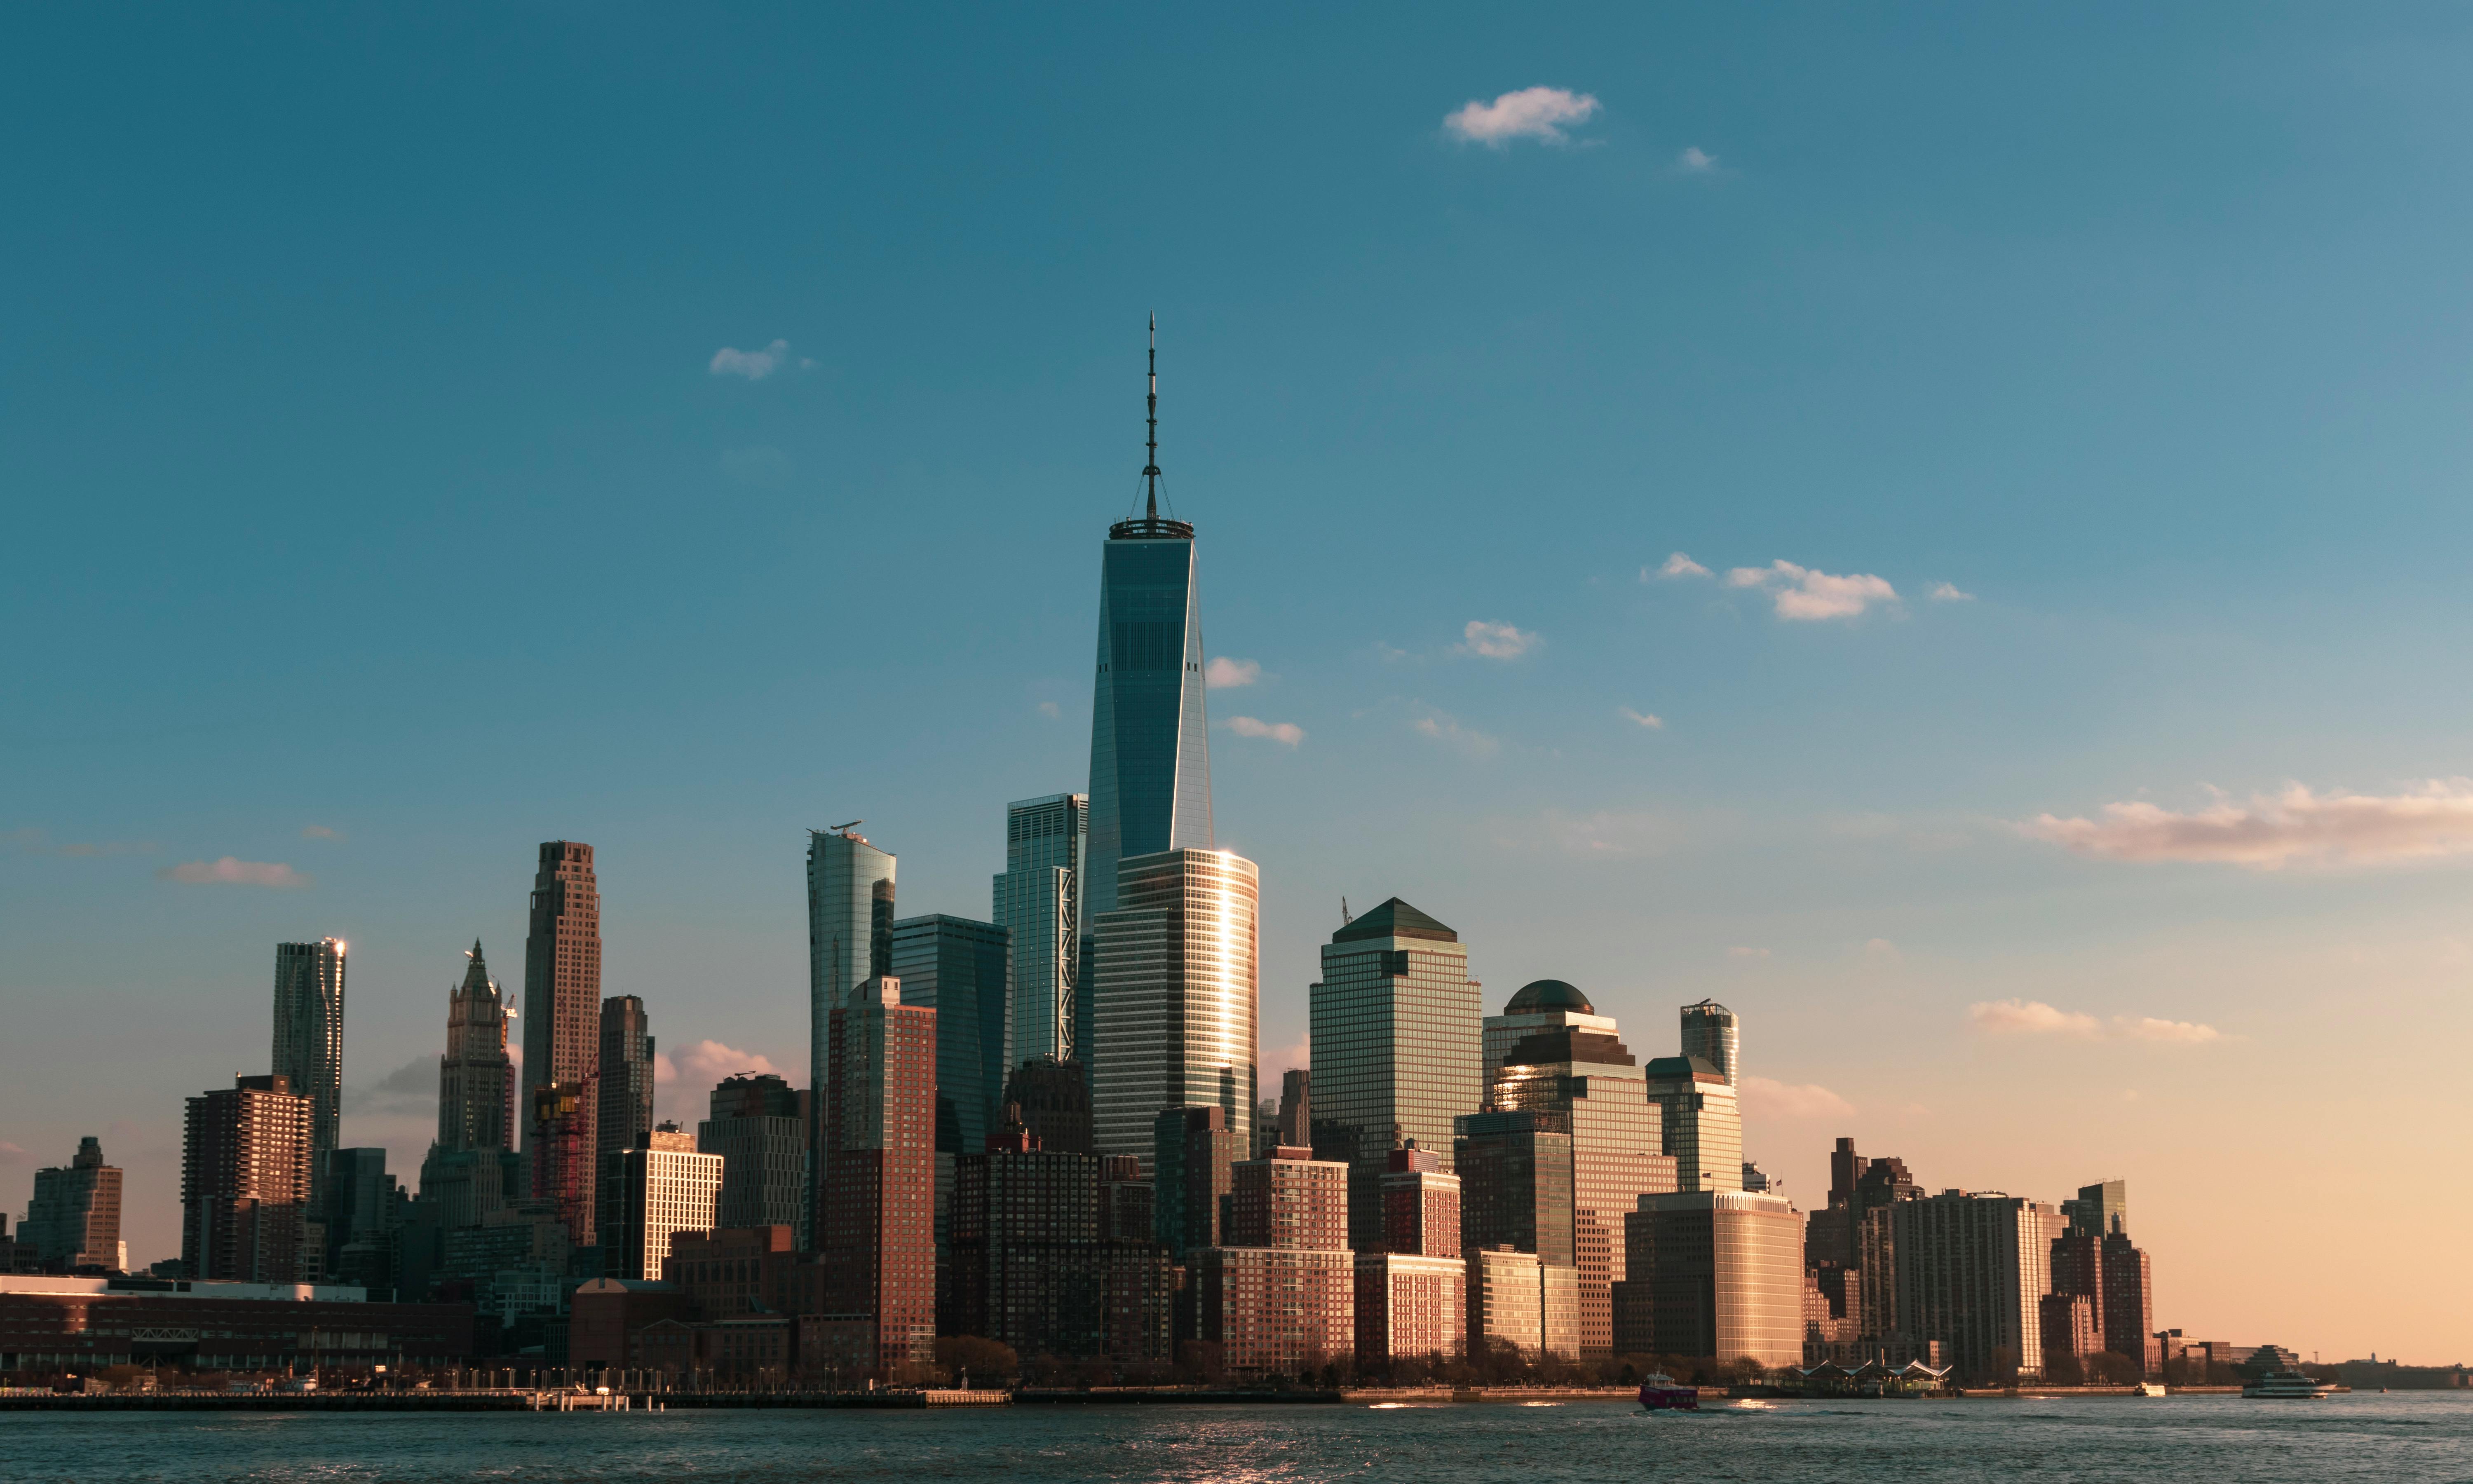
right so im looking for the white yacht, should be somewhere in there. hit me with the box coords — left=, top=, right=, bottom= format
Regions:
left=2242, top=1370, right=2338, bottom=1399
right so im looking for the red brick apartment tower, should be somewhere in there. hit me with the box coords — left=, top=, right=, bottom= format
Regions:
left=823, top=974, right=938, bottom=1379
left=1201, top=1146, right=1357, bottom=1376
left=523, top=841, right=603, bottom=1245
left=181, top=1075, right=313, bottom=1281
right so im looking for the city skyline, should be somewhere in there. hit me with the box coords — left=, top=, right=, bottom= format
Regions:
left=9, top=5, right=2473, bottom=1365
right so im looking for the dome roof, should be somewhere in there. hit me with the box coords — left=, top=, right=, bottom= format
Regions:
left=1504, top=978, right=1592, bottom=1015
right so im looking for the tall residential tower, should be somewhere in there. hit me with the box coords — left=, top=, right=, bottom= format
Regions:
left=522, top=841, right=603, bottom=1245
left=272, top=938, right=347, bottom=1191
left=807, top=824, right=895, bottom=1249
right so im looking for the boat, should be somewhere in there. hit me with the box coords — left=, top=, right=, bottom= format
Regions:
left=1639, top=1373, right=1699, bottom=1411
left=2137, top=1383, right=2166, bottom=1398
left=2242, top=1370, right=2338, bottom=1399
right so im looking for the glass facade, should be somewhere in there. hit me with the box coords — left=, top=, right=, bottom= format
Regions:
left=1645, top=1057, right=1743, bottom=1194
left=1624, top=1189, right=1804, bottom=1367
left=890, top=913, right=1011, bottom=1159
left=807, top=827, right=895, bottom=1247
left=992, top=793, right=1086, bottom=1068
left=1307, top=898, right=1482, bottom=1250
left=1090, top=849, right=1258, bottom=1168
left=1679, top=999, right=1740, bottom=1088
left=271, top=938, right=347, bottom=1193
left=1085, top=534, right=1213, bottom=919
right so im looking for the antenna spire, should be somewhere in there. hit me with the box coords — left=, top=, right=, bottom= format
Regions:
left=1143, top=313, right=1160, bottom=520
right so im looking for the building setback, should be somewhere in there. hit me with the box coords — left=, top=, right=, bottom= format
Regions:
left=271, top=938, right=347, bottom=1196
left=437, top=941, right=515, bottom=1156
left=819, top=974, right=936, bottom=1379
left=21, top=1138, right=121, bottom=1272
left=522, top=841, right=603, bottom=1245
left=182, top=1076, right=314, bottom=1283
left=1356, top=1144, right=1466, bottom=1366
left=992, top=792, right=1087, bottom=1070
left=598, top=1128, right=721, bottom=1283
left=1091, top=848, right=1258, bottom=1166
left=1307, top=898, right=1483, bottom=1250
left=890, top=914, right=1011, bottom=1162
left=1197, top=1146, right=1355, bottom=1377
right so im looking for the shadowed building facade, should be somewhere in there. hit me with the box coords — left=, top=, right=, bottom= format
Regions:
left=698, top=1073, right=810, bottom=1240
left=272, top=938, right=347, bottom=1198
left=992, top=793, right=1087, bottom=1070
left=891, top=914, right=1011, bottom=1161
left=598, top=995, right=656, bottom=1168
left=22, top=1138, right=122, bottom=1271
left=182, top=1076, right=313, bottom=1282
left=807, top=825, right=895, bottom=1250
left=820, top=974, right=937, bottom=1378
left=522, top=842, right=603, bottom=1245
left=437, top=942, right=515, bottom=1156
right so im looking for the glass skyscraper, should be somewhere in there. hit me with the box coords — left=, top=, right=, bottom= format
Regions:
left=992, top=792, right=1086, bottom=1068
left=807, top=825, right=895, bottom=1250
left=1091, top=848, right=1258, bottom=1166
left=1084, top=517, right=1214, bottom=918
left=889, top=913, right=1011, bottom=1159
left=271, top=938, right=347, bottom=1196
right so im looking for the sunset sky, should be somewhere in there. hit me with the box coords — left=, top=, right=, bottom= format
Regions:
left=7, top=5, right=2473, bottom=1363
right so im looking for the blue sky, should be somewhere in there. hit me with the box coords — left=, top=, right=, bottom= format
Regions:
left=8, top=5, right=2473, bottom=1358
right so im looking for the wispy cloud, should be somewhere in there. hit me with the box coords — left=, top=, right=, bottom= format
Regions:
left=1617, top=707, right=1664, bottom=730
left=345, top=1057, right=435, bottom=1116
left=1725, top=560, right=1899, bottom=621
left=1674, top=146, right=1719, bottom=174
left=2024, top=781, right=2473, bottom=870
left=1205, top=656, right=1261, bottom=689
left=0, top=1141, right=28, bottom=1165
left=1969, top=999, right=2222, bottom=1045
left=1037, top=700, right=1061, bottom=719
left=1414, top=708, right=1500, bottom=760
left=656, top=1039, right=785, bottom=1123
left=1226, top=715, right=1305, bottom=747
left=301, top=824, right=343, bottom=841
left=1458, top=619, right=1539, bottom=659
left=1927, top=581, right=1975, bottom=603
left=1649, top=552, right=1710, bottom=580
left=158, top=857, right=310, bottom=888
left=1742, top=1075, right=1852, bottom=1121
left=708, top=339, right=812, bottom=380
left=1443, top=86, right=1601, bottom=148
left=1863, top=938, right=1901, bottom=959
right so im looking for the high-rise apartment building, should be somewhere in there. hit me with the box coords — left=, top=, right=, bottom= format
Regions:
left=272, top=938, right=347, bottom=1192
left=1197, top=1146, right=1355, bottom=1377
left=1308, top=898, right=1482, bottom=1248
left=598, top=1127, right=722, bottom=1282
left=992, top=792, right=1086, bottom=1068
left=1002, top=1058, right=1094, bottom=1156
left=1489, top=1004, right=1677, bottom=1357
left=699, top=1073, right=809, bottom=1238
left=819, top=974, right=937, bottom=1379
left=182, top=1075, right=313, bottom=1282
left=1091, top=849, right=1258, bottom=1165
left=808, top=824, right=895, bottom=1246
left=1613, top=1189, right=1804, bottom=1367
left=890, top=914, right=1011, bottom=1160
left=522, top=841, right=603, bottom=1241
left=1380, top=1142, right=1460, bottom=1257
left=1890, top=1191, right=2062, bottom=1383
left=23, top=1137, right=122, bottom=1271
left=2100, top=1231, right=2155, bottom=1371
left=438, top=941, right=515, bottom=1155
left=1357, top=1143, right=1466, bottom=1367
left=1152, top=1104, right=1238, bottom=1261
left=598, top=995, right=656, bottom=1165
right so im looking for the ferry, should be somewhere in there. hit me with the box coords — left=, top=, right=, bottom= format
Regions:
left=1638, top=1374, right=1700, bottom=1411
left=2242, top=1370, right=2338, bottom=1399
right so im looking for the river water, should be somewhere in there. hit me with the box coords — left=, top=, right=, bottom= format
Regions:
left=3, top=1393, right=2468, bottom=1482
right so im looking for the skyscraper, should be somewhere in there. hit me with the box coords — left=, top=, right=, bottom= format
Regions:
left=1678, top=999, right=1740, bottom=1088
left=889, top=914, right=1011, bottom=1160
left=597, top=995, right=656, bottom=1164
left=808, top=824, right=895, bottom=1247
left=522, top=841, right=603, bottom=1241
left=272, top=938, right=347, bottom=1191
left=438, top=941, right=515, bottom=1155
left=820, top=973, right=937, bottom=1379
left=1091, top=848, right=1259, bottom=1165
left=1152, top=1104, right=1239, bottom=1261
left=992, top=792, right=1086, bottom=1067
left=1307, top=898, right=1483, bottom=1249
left=1481, top=979, right=1619, bottom=1083
left=699, top=1072, right=809, bottom=1237
left=2064, top=1179, right=2129, bottom=1239
left=1002, top=1057, right=1094, bottom=1156
left=598, top=1127, right=721, bottom=1282
left=1615, top=1189, right=1804, bottom=1367
left=182, top=1075, right=313, bottom=1282
left=1890, top=1191, right=2062, bottom=1383
left=23, top=1137, right=122, bottom=1271
left=1644, top=1001, right=1745, bottom=1195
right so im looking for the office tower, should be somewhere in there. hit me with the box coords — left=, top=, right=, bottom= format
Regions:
left=1152, top=1105, right=1238, bottom=1261
left=1380, top=1142, right=1461, bottom=1256
left=1466, top=1247, right=1547, bottom=1359
left=182, top=1075, right=313, bottom=1282
left=820, top=974, right=936, bottom=1379
left=22, top=1137, right=122, bottom=1271
left=1307, top=898, right=1483, bottom=1249
left=316, top=1147, right=403, bottom=1292
left=1091, top=848, right=1258, bottom=1165
left=271, top=938, right=347, bottom=1192
left=438, top=941, right=516, bottom=1154
left=523, top=841, right=603, bottom=1237
left=1276, top=1068, right=1312, bottom=1147
left=699, top=1072, right=809, bottom=1237
left=2100, top=1231, right=2155, bottom=1371
left=598, top=1127, right=722, bottom=1282
left=808, top=824, right=895, bottom=1247
left=1357, top=1143, right=1466, bottom=1369
left=1644, top=1055, right=1742, bottom=1194
left=1613, top=1190, right=1804, bottom=1367
left=1889, top=1191, right=2061, bottom=1383
left=2064, top=1179, right=2129, bottom=1239
left=597, top=996, right=656, bottom=1166
left=1678, top=999, right=1739, bottom=1088
left=890, top=914, right=1011, bottom=1160
left=1454, top=1110, right=1574, bottom=1266
left=1196, top=1146, right=1354, bottom=1377
left=1481, top=979, right=1617, bottom=1088
left=1002, top=1057, right=1094, bottom=1156
left=993, top=792, right=1087, bottom=1067
left=1488, top=1002, right=1677, bottom=1357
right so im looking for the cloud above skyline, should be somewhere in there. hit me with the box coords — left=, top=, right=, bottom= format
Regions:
left=1443, top=86, right=1601, bottom=147
left=1650, top=551, right=1710, bottom=579
left=1969, top=998, right=2222, bottom=1044
left=1617, top=707, right=1664, bottom=730
left=1928, top=581, right=1975, bottom=602
left=2023, top=781, right=2473, bottom=870
left=157, top=857, right=310, bottom=887
left=1675, top=146, right=1718, bottom=174
left=1742, top=1074, right=1854, bottom=1121
left=1458, top=619, right=1539, bottom=659
left=708, top=339, right=808, bottom=380
left=1724, top=560, right=1899, bottom=620
left=1226, top=715, right=1305, bottom=746
left=301, top=824, right=343, bottom=840
left=1413, top=707, right=1500, bottom=760
left=1205, top=656, right=1261, bottom=689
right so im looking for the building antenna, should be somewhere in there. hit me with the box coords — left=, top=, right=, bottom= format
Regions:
left=1143, top=313, right=1161, bottom=521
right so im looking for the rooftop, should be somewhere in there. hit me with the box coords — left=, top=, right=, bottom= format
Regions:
left=1503, top=978, right=1593, bottom=1015
left=1333, top=897, right=1458, bottom=945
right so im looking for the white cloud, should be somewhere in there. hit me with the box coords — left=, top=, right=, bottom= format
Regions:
left=301, top=824, right=343, bottom=840
left=1458, top=619, right=1539, bottom=659
left=1373, top=642, right=1411, bottom=663
left=1617, top=707, right=1665, bottom=730
left=158, top=857, right=310, bottom=888
left=1443, top=86, right=1601, bottom=147
left=1928, top=581, right=1975, bottom=603
left=1205, top=656, right=1261, bottom=689
left=1969, top=999, right=2222, bottom=1045
left=1675, top=146, right=1718, bottom=174
left=1725, top=560, right=1899, bottom=621
left=1226, top=715, right=1305, bottom=747
left=1651, top=551, right=1711, bottom=580
left=1728, top=946, right=1770, bottom=959
left=1414, top=708, right=1500, bottom=760
left=2023, top=781, right=2473, bottom=871
left=709, top=339, right=793, bottom=380
left=1741, top=1075, right=1853, bottom=1121
left=1276, top=1031, right=1309, bottom=1076
left=1037, top=701, right=1061, bottom=719
left=656, top=1039, right=786, bottom=1125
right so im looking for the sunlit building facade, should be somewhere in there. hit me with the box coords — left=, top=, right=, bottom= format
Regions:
left=523, top=841, right=603, bottom=1243
left=1091, top=849, right=1258, bottom=1167
left=1615, top=1189, right=1803, bottom=1368
left=272, top=938, right=347, bottom=1196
